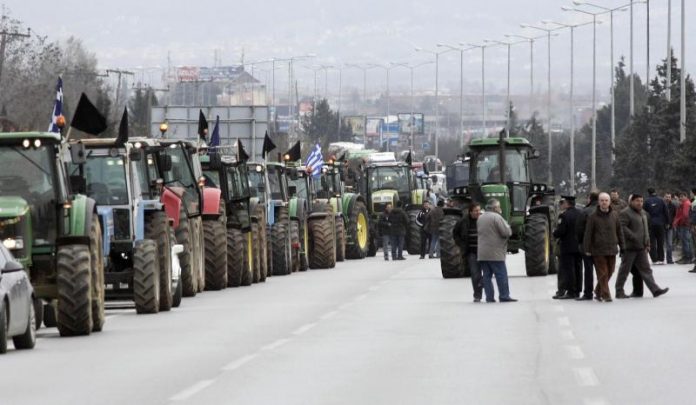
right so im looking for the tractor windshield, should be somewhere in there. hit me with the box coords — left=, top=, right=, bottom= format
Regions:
left=368, top=166, right=410, bottom=194
left=446, top=163, right=469, bottom=189
left=473, top=149, right=529, bottom=184
left=226, top=165, right=250, bottom=200
left=266, top=167, right=285, bottom=201
left=81, top=156, right=129, bottom=205
left=162, top=146, right=197, bottom=189
left=248, top=169, right=265, bottom=203
left=290, top=177, right=310, bottom=201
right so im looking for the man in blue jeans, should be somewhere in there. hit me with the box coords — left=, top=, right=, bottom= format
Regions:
left=453, top=202, right=483, bottom=302
left=477, top=199, right=517, bottom=302
left=378, top=203, right=393, bottom=260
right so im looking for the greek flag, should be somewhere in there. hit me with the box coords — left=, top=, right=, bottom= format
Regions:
left=48, top=77, right=63, bottom=133
left=305, top=144, right=324, bottom=177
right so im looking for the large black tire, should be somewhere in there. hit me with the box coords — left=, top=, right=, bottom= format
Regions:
left=254, top=205, right=268, bottom=282
left=290, top=220, right=301, bottom=273
left=145, top=211, right=173, bottom=311
left=309, top=216, right=337, bottom=269
left=56, top=245, right=93, bottom=336
left=345, top=201, right=369, bottom=259
left=299, top=219, right=309, bottom=271
left=226, top=228, right=246, bottom=287
left=335, top=216, right=346, bottom=262
left=43, top=302, right=56, bottom=328
left=525, top=214, right=551, bottom=277
left=240, top=231, right=253, bottom=286
left=407, top=210, right=422, bottom=255
left=13, top=298, right=36, bottom=350
left=265, top=224, right=273, bottom=278
left=133, top=240, right=160, bottom=314
left=176, top=211, right=197, bottom=297
left=88, top=215, right=105, bottom=332
left=170, top=226, right=182, bottom=308
left=193, top=217, right=205, bottom=293
left=439, top=214, right=468, bottom=279
left=203, top=213, right=228, bottom=291
left=33, top=297, right=43, bottom=331
left=367, top=226, right=377, bottom=257
left=271, top=207, right=292, bottom=276
left=251, top=222, right=261, bottom=283
left=0, top=303, right=7, bottom=353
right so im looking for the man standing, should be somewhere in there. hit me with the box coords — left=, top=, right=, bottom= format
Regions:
left=575, top=192, right=598, bottom=301
left=389, top=201, right=409, bottom=260
left=378, top=203, right=393, bottom=261
left=477, top=199, right=517, bottom=303
left=425, top=200, right=444, bottom=258
left=610, top=189, right=628, bottom=212
left=453, top=202, right=483, bottom=302
left=673, top=192, right=693, bottom=264
left=552, top=196, right=582, bottom=299
left=664, top=193, right=676, bottom=264
left=583, top=192, right=624, bottom=302
left=643, top=188, right=669, bottom=264
left=616, top=194, right=670, bottom=298
left=416, top=201, right=431, bottom=259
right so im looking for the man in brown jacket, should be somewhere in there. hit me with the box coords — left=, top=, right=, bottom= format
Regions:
left=616, top=194, right=670, bottom=298
left=583, top=192, right=624, bottom=302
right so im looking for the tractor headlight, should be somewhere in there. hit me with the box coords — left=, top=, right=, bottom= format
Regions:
left=3, top=238, right=23, bottom=250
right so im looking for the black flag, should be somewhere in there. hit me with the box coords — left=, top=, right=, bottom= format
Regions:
left=198, top=109, right=208, bottom=140
left=237, top=139, right=250, bottom=162
left=262, top=131, right=276, bottom=159
left=70, top=93, right=107, bottom=135
left=284, top=141, right=301, bottom=162
left=405, top=150, right=413, bottom=166
left=115, top=107, right=128, bottom=147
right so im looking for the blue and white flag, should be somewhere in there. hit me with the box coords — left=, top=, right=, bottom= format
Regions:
left=305, top=144, right=324, bottom=177
left=48, top=77, right=64, bottom=133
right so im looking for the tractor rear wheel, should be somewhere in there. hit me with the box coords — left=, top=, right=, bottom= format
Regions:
left=56, top=245, right=93, bottom=336
left=251, top=222, right=261, bottom=283
left=525, top=213, right=551, bottom=277
left=309, top=216, right=336, bottom=269
left=133, top=240, right=160, bottom=314
left=290, top=220, right=301, bottom=272
left=407, top=210, right=422, bottom=255
left=335, top=217, right=346, bottom=262
left=226, top=228, right=245, bottom=287
left=345, top=202, right=369, bottom=259
left=254, top=205, right=268, bottom=281
left=272, top=208, right=292, bottom=276
left=439, top=214, right=468, bottom=279
left=203, top=210, right=228, bottom=290
left=176, top=209, right=198, bottom=297
left=193, top=217, right=205, bottom=293
left=241, top=232, right=253, bottom=286
left=145, top=211, right=173, bottom=311
left=88, top=215, right=105, bottom=331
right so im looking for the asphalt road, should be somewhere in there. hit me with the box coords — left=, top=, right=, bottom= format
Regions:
left=2, top=252, right=695, bottom=405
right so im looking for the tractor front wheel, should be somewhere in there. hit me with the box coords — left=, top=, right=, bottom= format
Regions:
left=524, top=214, right=551, bottom=277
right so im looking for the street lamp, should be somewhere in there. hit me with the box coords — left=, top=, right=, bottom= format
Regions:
left=483, top=39, right=525, bottom=138
left=437, top=44, right=475, bottom=148
left=370, top=63, right=405, bottom=150
left=504, top=33, right=547, bottom=119
left=346, top=63, right=378, bottom=107
left=462, top=42, right=487, bottom=139
left=391, top=61, right=434, bottom=150
left=279, top=54, right=316, bottom=141
left=680, top=0, right=686, bottom=142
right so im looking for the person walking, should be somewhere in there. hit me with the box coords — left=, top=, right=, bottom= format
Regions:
left=453, top=202, right=483, bottom=302
left=425, top=200, right=444, bottom=258
left=643, top=188, right=669, bottom=264
left=575, top=191, right=598, bottom=301
left=610, top=189, right=628, bottom=212
left=389, top=201, right=409, bottom=260
left=416, top=201, right=431, bottom=259
left=673, top=192, right=693, bottom=264
left=477, top=199, right=517, bottom=303
left=378, top=203, right=393, bottom=261
left=664, top=192, right=676, bottom=264
left=583, top=192, right=624, bottom=302
left=552, top=196, right=582, bottom=299
left=616, top=194, right=670, bottom=298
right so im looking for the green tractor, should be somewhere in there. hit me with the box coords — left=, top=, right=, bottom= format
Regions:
left=442, top=137, right=557, bottom=277
left=0, top=132, right=105, bottom=336
left=438, top=156, right=471, bottom=278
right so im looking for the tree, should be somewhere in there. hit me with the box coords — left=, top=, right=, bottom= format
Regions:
left=128, top=88, right=158, bottom=136
left=300, top=98, right=352, bottom=148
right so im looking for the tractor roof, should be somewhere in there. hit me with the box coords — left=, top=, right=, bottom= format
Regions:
left=0, top=132, right=62, bottom=143
left=468, top=137, right=532, bottom=149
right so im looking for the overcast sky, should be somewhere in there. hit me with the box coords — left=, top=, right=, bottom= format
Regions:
left=2, top=0, right=693, bottom=100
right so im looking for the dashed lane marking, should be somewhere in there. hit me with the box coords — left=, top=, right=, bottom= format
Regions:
left=564, top=345, right=586, bottom=360
left=320, top=311, right=338, bottom=320
left=292, top=323, right=317, bottom=336
left=573, top=367, right=599, bottom=387
left=221, top=354, right=257, bottom=371
left=169, top=380, right=216, bottom=402
left=261, top=338, right=290, bottom=351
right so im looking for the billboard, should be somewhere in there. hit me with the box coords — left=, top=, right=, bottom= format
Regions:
left=176, top=66, right=246, bottom=82
left=344, top=116, right=365, bottom=137
left=397, top=113, right=425, bottom=135
left=365, top=117, right=384, bottom=137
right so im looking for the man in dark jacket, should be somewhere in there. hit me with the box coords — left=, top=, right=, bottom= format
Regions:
left=552, top=196, right=582, bottom=299
left=453, top=202, right=483, bottom=302
left=574, top=191, right=598, bottom=301
left=616, top=194, right=670, bottom=298
left=389, top=201, right=409, bottom=260
left=643, top=187, right=670, bottom=264
left=425, top=200, right=445, bottom=258
left=378, top=203, right=393, bottom=261
left=416, top=201, right=431, bottom=259
left=664, top=192, right=676, bottom=264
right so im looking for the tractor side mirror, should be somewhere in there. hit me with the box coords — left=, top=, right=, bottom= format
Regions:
left=158, top=155, right=173, bottom=172
left=129, top=149, right=142, bottom=162
left=69, top=175, right=87, bottom=194
left=70, top=143, right=87, bottom=165
left=1, top=260, right=23, bottom=274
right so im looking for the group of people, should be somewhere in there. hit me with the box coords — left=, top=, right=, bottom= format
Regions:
left=416, top=200, right=444, bottom=259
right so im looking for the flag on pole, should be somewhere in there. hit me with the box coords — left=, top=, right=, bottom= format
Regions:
left=48, top=77, right=63, bottom=133
left=210, top=115, right=220, bottom=147
left=262, top=131, right=276, bottom=159
left=305, top=144, right=324, bottom=177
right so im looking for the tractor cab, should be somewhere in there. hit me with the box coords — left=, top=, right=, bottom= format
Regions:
left=365, top=162, right=416, bottom=213
left=156, top=140, right=203, bottom=219
left=201, top=153, right=252, bottom=232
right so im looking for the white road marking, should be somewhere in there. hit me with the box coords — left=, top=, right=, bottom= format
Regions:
left=564, top=345, right=586, bottom=360
left=261, top=338, right=290, bottom=351
left=320, top=311, right=338, bottom=320
left=560, top=330, right=576, bottom=340
left=557, top=316, right=571, bottom=327
left=292, top=323, right=317, bottom=336
left=354, top=294, right=367, bottom=302
left=573, top=367, right=599, bottom=387
left=169, top=379, right=216, bottom=401
left=221, top=354, right=257, bottom=371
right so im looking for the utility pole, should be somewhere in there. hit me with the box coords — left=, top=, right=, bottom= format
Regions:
left=0, top=18, right=31, bottom=92
left=107, top=69, right=135, bottom=121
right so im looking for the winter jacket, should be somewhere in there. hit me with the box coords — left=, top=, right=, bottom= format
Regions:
left=416, top=208, right=429, bottom=228
left=453, top=215, right=477, bottom=256
left=643, top=195, right=669, bottom=226
left=673, top=199, right=691, bottom=228
left=619, top=206, right=650, bottom=251
left=575, top=201, right=597, bottom=246
left=424, top=206, right=444, bottom=235
left=378, top=212, right=392, bottom=236
left=389, top=207, right=409, bottom=236
left=477, top=211, right=512, bottom=261
left=611, top=198, right=628, bottom=212
left=666, top=200, right=677, bottom=227
left=553, top=206, right=581, bottom=254
left=583, top=207, right=624, bottom=256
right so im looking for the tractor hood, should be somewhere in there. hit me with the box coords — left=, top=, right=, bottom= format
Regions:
left=0, top=196, right=30, bottom=218
left=480, top=184, right=510, bottom=221
left=371, top=190, right=398, bottom=213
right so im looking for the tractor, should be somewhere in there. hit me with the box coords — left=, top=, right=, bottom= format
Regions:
left=0, top=132, right=105, bottom=336
left=439, top=136, right=557, bottom=278
left=247, top=162, right=292, bottom=276
left=67, top=137, right=181, bottom=313
left=438, top=155, right=471, bottom=278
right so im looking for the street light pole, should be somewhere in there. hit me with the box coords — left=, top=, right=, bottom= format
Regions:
left=485, top=39, right=523, bottom=138
left=680, top=0, right=686, bottom=142
left=630, top=0, right=635, bottom=117
left=667, top=0, right=672, bottom=102
left=438, top=44, right=474, bottom=148
left=505, top=33, right=547, bottom=121
left=463, top=43, right=487, bottom=138
left=392, top=61, right=434, bottom=150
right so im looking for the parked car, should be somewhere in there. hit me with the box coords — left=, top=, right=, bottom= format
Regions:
left=0, top=243, right=36, bottom=354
